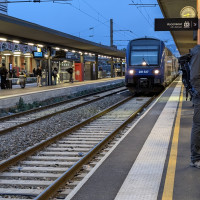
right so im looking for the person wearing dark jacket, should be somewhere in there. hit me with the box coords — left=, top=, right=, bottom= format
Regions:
left=0, top=63, right=8, bottom=89
left=66, top=67, right=73, bottom=83
left=52, top=67, right=58, bottom=85
left=36, top=66, right=42, bottom=87
left=189, top=45, right=200, bottom=169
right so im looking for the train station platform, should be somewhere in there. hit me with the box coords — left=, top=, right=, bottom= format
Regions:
left=0, top=77, right=125, bottom=109
left=65, top=79, right=199, bottom=200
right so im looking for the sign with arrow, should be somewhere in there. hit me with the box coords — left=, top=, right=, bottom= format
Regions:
left=155, top=18, right=198, bottom=31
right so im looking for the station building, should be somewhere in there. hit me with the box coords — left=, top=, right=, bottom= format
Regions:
left=0, top=13, right=125, bottom=86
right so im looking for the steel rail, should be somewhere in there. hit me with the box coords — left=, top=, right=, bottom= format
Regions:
left=35, top=95, right=155, bottom=200
left=0, top=95, right=133, bottom=172
left=0, top=87, right=127, bottom=135
left=0, top=86, right=125, bottom=122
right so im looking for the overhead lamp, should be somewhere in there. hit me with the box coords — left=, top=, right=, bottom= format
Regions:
left=13, top=40, right=20, bottom=44
left=55, top=47, right=60, bottom=50
left=0, top=38, right=7, bottom=41
left=38, top=44, right=43, bottom=47
left=24, top=52, right=31, bottom=57
left=72, top=50, right=76, bottom=53
left=13, top=51, right=21, bottom=55
left=84, top=52, right=88, bottom=55
left=3, top=50, right=12, bottom=55
left=28, top=43, right=34, bottom=46
left=64, top=49, right=68, bottom=51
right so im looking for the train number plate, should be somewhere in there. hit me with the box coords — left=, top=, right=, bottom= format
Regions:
left=138, top=70, right=149, bottom=74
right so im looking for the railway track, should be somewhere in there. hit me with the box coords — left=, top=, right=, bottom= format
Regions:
left=0, top=94, right=155, bottom=200
left=0, top=87, right=127, bottom=135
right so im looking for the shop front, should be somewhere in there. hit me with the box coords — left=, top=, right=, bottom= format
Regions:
left=51, top=60, right=74, bottom=84
left=0, top=41, right=38, bottom=78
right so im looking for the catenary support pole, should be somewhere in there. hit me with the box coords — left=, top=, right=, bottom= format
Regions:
left=95, top=54, right=98, bottom=80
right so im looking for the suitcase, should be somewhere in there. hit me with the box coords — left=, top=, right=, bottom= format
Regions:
left=6, top=80, right=12, bottom=89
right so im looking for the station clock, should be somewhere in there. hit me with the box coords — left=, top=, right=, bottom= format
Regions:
left=180, top=6, right=196, bottom=18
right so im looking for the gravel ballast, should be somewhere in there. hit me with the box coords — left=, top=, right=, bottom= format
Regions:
left=0, top=92, right=130, bottom=162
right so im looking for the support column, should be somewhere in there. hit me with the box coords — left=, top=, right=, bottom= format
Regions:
left=47, top=47, right=52, bottom=86
left=120, top=59, right=123, bottom=76
left=110, top=57, right=114, bottom=78
left=80, top=54, right=84, bottom=81
left=80, top=54, right=84, bottom=64
left=198, top=0, right=200, bottom=44
left=110, top=19, right=113, bottom=47
left=95, top=54, right=98, bottom=80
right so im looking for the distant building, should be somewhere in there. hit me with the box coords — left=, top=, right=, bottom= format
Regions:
left=0, top=0, right=7, bottom=14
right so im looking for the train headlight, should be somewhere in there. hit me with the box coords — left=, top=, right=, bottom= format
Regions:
left=142, top=61, right=147, bottom=66
left=129, top=69, right=135, bottom=75
left=154, top=69, right=160, bottom=75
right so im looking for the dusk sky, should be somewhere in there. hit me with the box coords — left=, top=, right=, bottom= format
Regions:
left=8, top=0, right=179, bottom=56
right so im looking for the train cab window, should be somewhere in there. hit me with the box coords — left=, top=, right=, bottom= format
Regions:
left=130, top=45, right=159, bottom=66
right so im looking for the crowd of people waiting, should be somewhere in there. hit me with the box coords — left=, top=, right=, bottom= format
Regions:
left=0, top=64, right=74, bottom=89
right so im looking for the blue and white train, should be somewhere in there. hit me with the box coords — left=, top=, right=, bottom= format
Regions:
left=125, top=38, right=179, bottom=93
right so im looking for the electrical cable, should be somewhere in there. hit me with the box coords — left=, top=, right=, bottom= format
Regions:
left=76, top=0, right=137, bottom=43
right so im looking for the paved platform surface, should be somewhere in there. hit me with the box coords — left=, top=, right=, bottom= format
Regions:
left=0, top=77, right=124, bottom=109
left=64, top=79, right=199, bottom=200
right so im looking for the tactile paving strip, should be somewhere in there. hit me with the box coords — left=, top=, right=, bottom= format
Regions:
left=115, top=81, right=182, bottom=200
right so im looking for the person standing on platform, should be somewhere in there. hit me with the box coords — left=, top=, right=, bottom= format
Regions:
left=66, top=67, right=74, bottom=83
left=189, top=45, right=200, bottom=169
left=33, top=68, right=36, bottom=77
left=36, top=66, right=42, bottom=87
left=52, top=67, right=58, bottom=85
left=0, top=63, right=8, bottom=89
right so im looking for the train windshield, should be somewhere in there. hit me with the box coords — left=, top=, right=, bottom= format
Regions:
left=130, top=45, right=159, bottom=66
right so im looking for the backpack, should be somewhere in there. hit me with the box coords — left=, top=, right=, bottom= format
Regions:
left=189, top=45, right=200, bottom=98
left=178, top=54, right=192, bottom=100
left=67, top=68, right=73, bottom=74
left=53, top=70, right=57, bottom=77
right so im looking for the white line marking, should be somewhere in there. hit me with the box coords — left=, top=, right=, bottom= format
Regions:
left=65, top=81, right=181, bottom=200
left=114, top=81, right=181, bottom=200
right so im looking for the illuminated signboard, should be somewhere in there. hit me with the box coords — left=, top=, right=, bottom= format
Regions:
left=155, top=18, right=198, bottom=31
left=33, top=51, right=43, bottom=58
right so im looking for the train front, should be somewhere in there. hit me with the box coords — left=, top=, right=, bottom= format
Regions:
left=125, top=38, right=164, bottom=93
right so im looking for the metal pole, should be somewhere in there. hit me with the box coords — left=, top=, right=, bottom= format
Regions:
left=95, top=54, right=98, bottom=79
left=110, top=19, right=113, bottom=47
left=120, top=59, right=123, bottom=76
left=110, top=57, right=114, bottom=78
left=47, top=47, right=52, bottom=85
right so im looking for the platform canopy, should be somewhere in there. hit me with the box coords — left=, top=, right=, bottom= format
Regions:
left=0, top=13, right=125, bottom=58
left=157, top=0, right=196, bottom=55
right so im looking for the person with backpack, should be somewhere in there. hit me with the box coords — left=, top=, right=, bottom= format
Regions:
left=36, top=66, right=42, bottom=87
left=0, top=63, right=8, bottom=89
left=189, top=45, right=200, bottom=169
left=52, top=67, right=58, bottom=85
left=66, top=67, right=73, bottom=83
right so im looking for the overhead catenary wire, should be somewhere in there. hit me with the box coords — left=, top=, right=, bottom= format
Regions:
left=0, top=0, right=71, bottom=3
left=131, top=0, right=154, bottom=28
left=71, top=0, right=137, bottom=44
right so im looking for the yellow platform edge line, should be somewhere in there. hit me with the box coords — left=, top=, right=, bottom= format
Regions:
left=162, top=86, right=183, bottom=200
